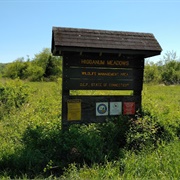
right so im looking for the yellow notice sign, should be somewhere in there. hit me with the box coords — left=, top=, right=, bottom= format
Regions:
left=67, top=99, right=81, bottom=121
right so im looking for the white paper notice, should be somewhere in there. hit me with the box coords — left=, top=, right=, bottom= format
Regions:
left=110, top=102, right=122, bottom=115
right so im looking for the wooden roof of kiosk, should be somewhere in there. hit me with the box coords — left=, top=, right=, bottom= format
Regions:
left=51, top=27, right=162, bottom=58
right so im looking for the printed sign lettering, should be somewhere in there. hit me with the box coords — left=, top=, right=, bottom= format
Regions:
left=64, top=79, right=143, bottom=90
left=81, top=59, right=105, bottom=65
left=68, top=81, right=133, bottom=90
left=80, top=59, right=129, bottom=67
left=64, top=56, right=144, bottom=68
left=106, top=60, right=129, bottom=66
left=64, top=68, right=144, bottom=80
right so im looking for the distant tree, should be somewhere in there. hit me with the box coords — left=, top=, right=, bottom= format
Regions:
left=23, top=63, right=44, bottom=81
left=144, top=61, right=160, bottom=83
left=144, top=51, right=180, bottom=84
left=0, top=63, right=6, bottom=77
left=3, top=58, right=28, bottom=79
left=161, top=60, right=180, bottom=84
left=160, top=51, right=180, bottom=84
left=33, top=48, right=51, bottom=74
left=32, top=48, right=62, bottom=80
left=161, top=50, right=178, bottom=63
left=2, top=48, right=62, bottom=81
left=44, top=55, right=62, bottom=79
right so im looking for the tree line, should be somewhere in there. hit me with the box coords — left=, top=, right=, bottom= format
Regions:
left=0, top=48, right=62, bottom=81
left=144, top=51, right=180, bottom=84
left=0, top=49, right=180, bottom=84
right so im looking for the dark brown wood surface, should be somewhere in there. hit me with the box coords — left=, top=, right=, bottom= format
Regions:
left=52, top=27, right=162, bottom=58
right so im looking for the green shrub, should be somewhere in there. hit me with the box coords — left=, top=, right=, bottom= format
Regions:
left=23, top=64, right=44, bottom=81
left=0, top=79, right=30, bottom=118
left=126, top=116, right=172, bottom=150
left=97, top=116, right=130, bottom=159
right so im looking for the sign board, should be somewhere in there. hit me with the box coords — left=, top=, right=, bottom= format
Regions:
left=61, top=54, right=144, bottom=127
left=63, top=55, right=144, bottom=91
left=51, top=27, right=162, bottom=129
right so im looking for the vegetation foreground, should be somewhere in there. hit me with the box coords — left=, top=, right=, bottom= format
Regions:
left=0, top=79, right=180, bottom=179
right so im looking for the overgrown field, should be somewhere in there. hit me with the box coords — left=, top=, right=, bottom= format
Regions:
left=0, top=79, right=180, bottom=179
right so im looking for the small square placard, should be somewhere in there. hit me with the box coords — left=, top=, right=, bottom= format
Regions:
left=96, top=102, right=108, bottom=116
left=123, top=102, right=135, bottom=115
left=110, top=102, right=122, bottom=115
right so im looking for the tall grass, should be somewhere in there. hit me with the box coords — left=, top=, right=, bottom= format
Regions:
left=0, top=79, right=180, bottom=179
left=142, top=84, right=180, bottom=139
left=62, top=140, right=180, bottom=179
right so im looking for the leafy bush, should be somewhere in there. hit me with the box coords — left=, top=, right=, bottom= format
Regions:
left=161, top=60, right=180, bottom=84
left=97, top=116, right=130, bottom=159
left=126, top=116, right=172, bottom=150
left=0, top=79, right=30, bottom=118
left=24, top=64, right=44, bottom=81
left=2, top=58, right=28, bottom=79
left=144, top=62, right=160, bottom=83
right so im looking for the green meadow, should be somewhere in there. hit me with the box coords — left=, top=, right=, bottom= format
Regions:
left=0, top=79, right=180, bottom=179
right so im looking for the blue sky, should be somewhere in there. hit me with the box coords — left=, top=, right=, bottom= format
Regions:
left=0, top=0, right=180, bottom=63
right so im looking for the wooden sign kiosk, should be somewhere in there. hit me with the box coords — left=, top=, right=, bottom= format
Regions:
left=51, top=27, right=162, bottom=129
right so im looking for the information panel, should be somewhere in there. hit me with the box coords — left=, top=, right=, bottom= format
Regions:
left=61, top=54, right=144, bottom=127
left=63, top=55, right=144, bottom=91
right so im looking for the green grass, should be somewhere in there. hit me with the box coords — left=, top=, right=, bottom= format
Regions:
left=62, top=140, right=180, bottom=180
left=122, top=140, right=180, bottom=179
left=142, top=84, right=180, bottom=139
left=0, top=79, right=180, bottom=179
